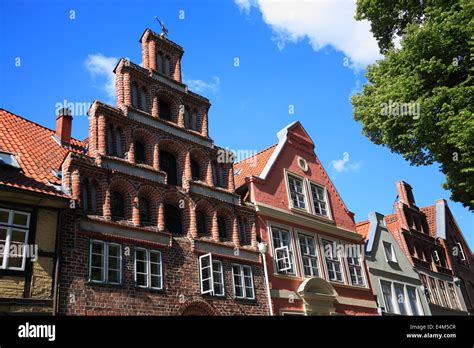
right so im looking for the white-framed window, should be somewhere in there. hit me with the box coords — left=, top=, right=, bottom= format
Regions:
left=232, top=264, right=254, bottom=299
left=406, top=286, right=421, bottom=315
left=309, top=183, right=328, bottom=217
left=213, top=260, right=225, bottom=296
left=447, top=282, right=460, bottom=310
left=321, top=239, right=343, bottom=282
left=428, top=277, right=441, bottom=306
left=380, top=280, right=395, bottom=313
left=456, top=242, right=466, bottom=261
left=199, top=253, right=225, bottom=296
left=394, top=283, right=408, bottom=315
left=347, top=254, right=364, bottom=286
left=135, top=248, right=163, bottom=290
left=437, top=280, right=450, bottom=308
left=89, top=240, right=122, bottom=284
left=298, top=233, right=319, bottom=277
left=0, top=208, right=30, bottom=270
left=383, top=241, right=397, bottom=263
left=287, top=174, right=306, bottom=210
left=270, top=225, right=296, bottom=275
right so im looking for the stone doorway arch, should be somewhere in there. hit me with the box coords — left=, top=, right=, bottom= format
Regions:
left=297, top=277, right=338, bottom=315
left=178, top=300, right=218, bottom=316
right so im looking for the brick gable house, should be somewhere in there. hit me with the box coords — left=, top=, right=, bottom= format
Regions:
left=234, top=121, right=378, bottom=315
left=40, top=28, right=268, bottom=315
left=384, top=181, right=469, bottom=315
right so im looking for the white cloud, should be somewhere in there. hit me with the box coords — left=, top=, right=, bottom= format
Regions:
left=185, top=76, right=220, bottom=94
left=234, top=0, right=382, bottom=68
left=331, top=153, right=361, bottom=173
left=84, top=54, right=119, bottom=100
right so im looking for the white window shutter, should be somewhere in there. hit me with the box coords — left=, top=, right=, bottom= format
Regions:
left=275, top=245, right=291, bottom=272
left=199, top=253, right=214, bottom=295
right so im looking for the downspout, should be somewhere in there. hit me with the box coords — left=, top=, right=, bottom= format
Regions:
left=259, top=242, right=273, bottom=316
left=52, top=209, right=64, bottom=316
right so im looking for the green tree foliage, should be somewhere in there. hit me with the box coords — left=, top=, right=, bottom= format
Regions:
left=352, top=0, right=474, bottom=210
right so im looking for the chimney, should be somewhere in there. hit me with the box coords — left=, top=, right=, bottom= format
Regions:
left=396, top=181, right=416, bottom=207
left=56, top=108, right=72, bottom=145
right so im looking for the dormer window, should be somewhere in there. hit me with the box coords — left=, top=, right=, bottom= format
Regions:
left=0, top=151, right=21, bottom=170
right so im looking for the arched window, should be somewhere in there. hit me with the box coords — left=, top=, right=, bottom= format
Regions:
left=196, top=211, right=206, bottom=236
left=106, top=125, right=114, bottom=156
left=140, top=88, right=147, bottom=112
left=184, top=107, right=190, bottom=129
left=82, top=179, right=89, bottom=213
left=156, top=51, right=164, bottom=74
left=191, top=110, right=198, bottom=131
left=90, top=181, right=97, bottom=213
left=160, top=150, right=178, bottom=186
left=139, top=197, right=151, bottom=226
left=115, top=127, right=124, bottom=158
left=131, top=82, right=139, bottom=109
left=212, top=162, right=223, bottom=188
left=134, top=140, right=146, bottom=164
left=158, top=100, right=171, bottom=121
left=164, top=204, right=182, bottom=234
left=238, top=217, right=248, bottom=245
left=111, top=191, right=125, bottom=219
left=191, top=159, right=200, bottom=181
left=217, top=216, right=226, bottom=240
left=164, top=56, right=171, bottom=76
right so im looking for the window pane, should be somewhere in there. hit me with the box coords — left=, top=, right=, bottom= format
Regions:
left=137, top=273, right=147, bottom=287
left=12, top=212, right=28, bottom=227
left=0, top=227, right=7, bottom=242
left=108, top=269, right=120, bottom=283
left=151, top=275, right=161, bottom=289
left=136, top=259, right=146, bottom=273
left=90, top=267, right=103, bottom=282
left=288, top=176, right=306, bottom=209
left=395, top=284, right=407, bottom=315
left=0, top=210, right=9, bottom=224
left=381, top=282, right=394, bottom=313
left=407, top=287, right=420, bottom=315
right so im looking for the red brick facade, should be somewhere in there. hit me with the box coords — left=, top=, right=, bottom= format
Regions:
left=56, top=28, right=269, bottom=316
left=385, top=181, right=469, bottom=315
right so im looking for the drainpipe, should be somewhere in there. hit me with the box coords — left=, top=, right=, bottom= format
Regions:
left=52, top=209, right=64, bottom=316
left=258, top=242, right=273, bottom=316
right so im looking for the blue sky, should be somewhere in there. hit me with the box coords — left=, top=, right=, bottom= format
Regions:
left=0, top=0, right=472, bottom=248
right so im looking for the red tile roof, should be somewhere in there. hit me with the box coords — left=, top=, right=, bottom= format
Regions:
left=0, top=108, right=87, bottom=198
left=233, top=144, right=277, bottom=188
left=355, top=220, right=370, bottom=239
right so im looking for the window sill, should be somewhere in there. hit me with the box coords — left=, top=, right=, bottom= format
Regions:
left=289, top=207, right=334, bottom=224
left=135, top=286, right=165, bottom=294
left=87, top=281, right=123, bottom=289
